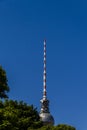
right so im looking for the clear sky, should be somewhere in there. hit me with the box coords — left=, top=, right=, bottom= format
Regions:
left=0, top=0, right=87, bottom=129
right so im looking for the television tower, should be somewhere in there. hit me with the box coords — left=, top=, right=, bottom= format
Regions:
left=39, top=40, right=54, bottom=125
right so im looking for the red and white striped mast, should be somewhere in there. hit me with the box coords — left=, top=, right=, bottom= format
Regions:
left=43, top=40, right=47, bottom=100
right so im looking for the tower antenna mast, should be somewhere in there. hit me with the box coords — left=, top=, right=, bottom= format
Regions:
left=43, top=40, right=47, bottom=100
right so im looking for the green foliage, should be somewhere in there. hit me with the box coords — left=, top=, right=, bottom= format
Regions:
left=36, top=124, right=76, bottom=130
left=0, top=100, right=42, bottom=130
left=53, top=124, right=76, bottom=130
left=36, top=125, right=53, bottom=130
left=0, top=66, right=9, bottom=99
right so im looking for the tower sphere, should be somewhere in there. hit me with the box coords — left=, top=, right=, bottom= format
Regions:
left=40, top=112, right=54, bottom=125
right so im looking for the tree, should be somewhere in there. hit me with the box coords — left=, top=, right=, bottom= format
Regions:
left=33, top=124, right=76, bottom=130
left=54, top=124, right=76, bottom=130
left=0, top=100, right=42, bottom=130
left=0, top=66, right=9, bottom=99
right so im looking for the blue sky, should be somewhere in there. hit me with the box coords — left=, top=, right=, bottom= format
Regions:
left=0, top=0, right=87, bottom=129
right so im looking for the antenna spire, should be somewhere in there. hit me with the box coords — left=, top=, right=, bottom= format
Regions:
left=43, top=40, right=47, bottom=100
